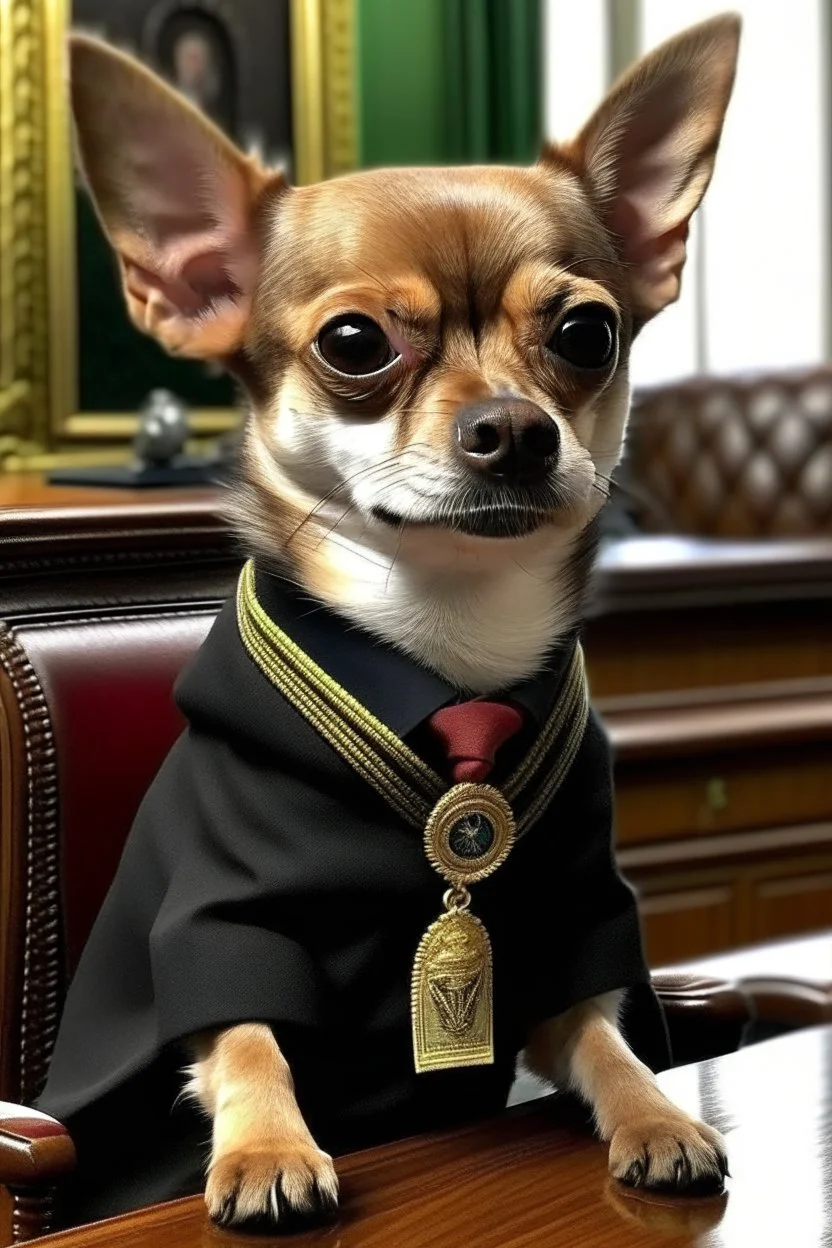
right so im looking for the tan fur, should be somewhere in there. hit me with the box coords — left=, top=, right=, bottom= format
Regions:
left=187, top=1024, right=338, bottom=1223
left=70, top=35, right=283, bottom=358
left=556, top=16, right=740, bottom=320
left=525, top=996, right=727, bottom=1188
left=69, top=13, right=740, bottom=1227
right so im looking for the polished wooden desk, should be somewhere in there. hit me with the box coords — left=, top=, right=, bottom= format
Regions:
left=33, top=1026, right=832, bottom=1248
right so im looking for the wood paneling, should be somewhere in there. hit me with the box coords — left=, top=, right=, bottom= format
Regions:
left=0, top=474, right=218, bottom=511
left=585, top=602, right=832, bottom=698
left=579, top=531, right=832, bottom=961
left=615, top=746, right=832, bottom=845
left=583, top=537, right=832, bottom=964
left=749, top=870, right=832, bottom=943
left=629, top=851, right=832, bottom=965
left=639, top=883, right=736, bottom=964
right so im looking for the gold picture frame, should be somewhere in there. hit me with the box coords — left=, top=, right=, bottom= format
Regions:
left=0, top=0, right=356, bottom=472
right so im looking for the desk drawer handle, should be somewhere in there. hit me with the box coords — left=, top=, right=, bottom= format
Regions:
left=706, top=778, right=728, bottom=812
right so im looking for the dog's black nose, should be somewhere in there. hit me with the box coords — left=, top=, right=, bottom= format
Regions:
left=454, top=399, right=559, bottom=481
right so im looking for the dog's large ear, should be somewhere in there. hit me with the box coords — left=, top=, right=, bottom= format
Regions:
left=547, top=14, right=740, bottom=323
left=69, top=35, right=284, bottom=358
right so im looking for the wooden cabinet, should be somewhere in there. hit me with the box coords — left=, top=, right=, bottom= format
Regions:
left=615, top=746, right=832, bottom=844
left=747, top=862, right=832, bottom=944
left=586, top=537, right=832, bottom=966
left=638, top=878, right=737, bottom=964
left=630, top=853, right=832, bottom=965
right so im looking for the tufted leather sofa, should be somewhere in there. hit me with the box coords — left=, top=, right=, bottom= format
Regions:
left=624, top=367, right=832, bottom=537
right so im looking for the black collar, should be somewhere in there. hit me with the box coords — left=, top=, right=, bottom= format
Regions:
left=255, top=566, right=577, bottom=740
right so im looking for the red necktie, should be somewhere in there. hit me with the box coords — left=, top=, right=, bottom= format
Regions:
left=427, top=701, right=525, bottom=783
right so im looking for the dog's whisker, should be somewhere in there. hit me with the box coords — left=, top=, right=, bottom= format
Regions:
left=275, top=439, right=442, bottom=482
left=282, top=441, right=456, bottom=552
left=309, top=486, right=394, bottom=557
left=310, top=525, right=402, bottom=574
left=593, top=469, right=657, bottom=512
left=511, top=555, right=549, bottom=584
left=344, top=259, right=389, bottom=295
left=285, top=409, right=457, bottom=427
left=261, top=568, right=325, bottom=597
left=283, top=456, right=419, bottom=549
left=556, top=253, right=635, bottom=274
left=385, top=522, right=406, bottom=594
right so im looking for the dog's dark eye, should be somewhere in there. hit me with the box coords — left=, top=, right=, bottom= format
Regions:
left=548, top=303, right=616, bottom=370
left=316, top=315, right=396, bottom=376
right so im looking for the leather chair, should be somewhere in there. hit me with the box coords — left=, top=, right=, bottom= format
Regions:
left=0, top=504, right=755, bottom=1244
left=624, top=367, right=832, bottom=537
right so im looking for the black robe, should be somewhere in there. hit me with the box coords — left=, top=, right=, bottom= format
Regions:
left=38, top=565, right=668, bottom=1226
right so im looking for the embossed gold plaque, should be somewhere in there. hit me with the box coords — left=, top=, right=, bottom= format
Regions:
left=411, top=909, right=493, bottom=1073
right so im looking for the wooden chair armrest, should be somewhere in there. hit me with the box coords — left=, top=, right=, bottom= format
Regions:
left=0, top=1103, right=75, bottom=1189
left=0, top=1103, right=75, bottom=1244
left=651, top=971, right=753, bottom=1066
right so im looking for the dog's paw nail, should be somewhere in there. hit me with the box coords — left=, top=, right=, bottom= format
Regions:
left=215, top=1193, right=236, bottom=1226
left=312, top=1178, right=340, bottom=1219
left=206, top=1144, right=339, bottom=1228
left=610, top=1118, right=727, bottom=1196
left=623, top=1159, right=644, bottom=1188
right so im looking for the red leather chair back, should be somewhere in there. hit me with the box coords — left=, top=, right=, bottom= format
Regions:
left=0, top=606, right=217, bottom=1104
left=24, top=611, right=217, bottom=969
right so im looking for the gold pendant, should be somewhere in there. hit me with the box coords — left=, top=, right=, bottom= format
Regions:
left=412, top=783, right=516, bottom=1073
left=424, top=783, right=516, bottom=885
left=411, top=906, right=493, bottom=1072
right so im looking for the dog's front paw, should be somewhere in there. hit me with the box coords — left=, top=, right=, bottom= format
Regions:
left=206, top=1141, right=339, bottom=1228
left=609, top=1115, right=728, bottom=1196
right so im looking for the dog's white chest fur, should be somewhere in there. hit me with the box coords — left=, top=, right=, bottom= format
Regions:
left=325, top=533, right=581, bottom=694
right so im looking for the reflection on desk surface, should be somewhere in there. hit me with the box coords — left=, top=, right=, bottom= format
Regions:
left=33, top=1026, right=832, bottom=1248
left=658, top=1026, right=831, bottom=1248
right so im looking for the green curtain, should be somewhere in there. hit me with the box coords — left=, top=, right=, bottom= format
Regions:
left=355, top=0, right=542, bottom=168
left=355, top=0, right=448, bottom=167
left=443, top=0, right=541, bottom=164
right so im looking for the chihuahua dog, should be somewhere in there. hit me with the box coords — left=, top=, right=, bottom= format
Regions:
left=64, top=13, right=740, bottom=1228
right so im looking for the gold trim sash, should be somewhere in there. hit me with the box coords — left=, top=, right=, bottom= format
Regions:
left=236, top=560, right=590, bottom=1072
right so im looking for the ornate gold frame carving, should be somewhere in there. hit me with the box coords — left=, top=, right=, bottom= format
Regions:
left=0, top=0, right=356, bottom=471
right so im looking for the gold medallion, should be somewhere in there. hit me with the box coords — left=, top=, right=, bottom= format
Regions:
left=424, top=783, right=516, bottom=886
left=411, top=906, right=493, bottom=1073
left=412, top=783, right=516, bottom=1073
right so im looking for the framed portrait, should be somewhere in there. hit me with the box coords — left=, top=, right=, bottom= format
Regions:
left=0, top=0, right=357, bottom=470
